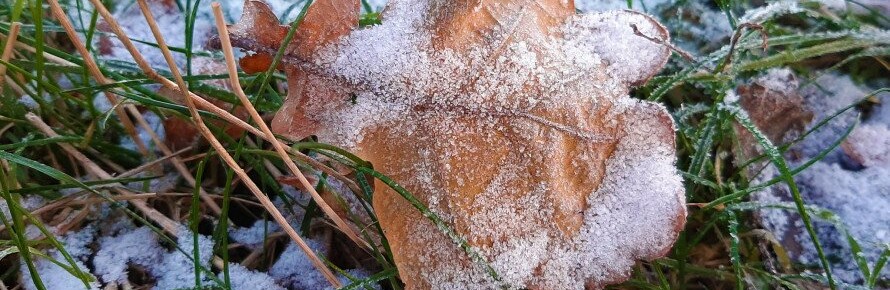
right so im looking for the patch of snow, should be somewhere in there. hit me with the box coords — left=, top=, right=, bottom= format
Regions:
left=119, top=110, right=165, bottom=153
left=818, top=0, right=890, bottom=14
left=151, top=228, right=216, bottom=290
left=229, top=220, right=280, bottom=249
left=0, top=195, right=45, bottom=222
left=18, top=95, right=39, bottom=109
left=338, top=268, right=375, bottom=287
left=73, top=0, right=301, bottom=74
left=724, top=89, right=740, bottom=104
left=676, top=2, right=733, bottom=51
left=747, top=72, right=890, bottom=283
left=59, top=225, right=98, bottom=261
left=267, top=235, right=377, bottom=289
left=21, top=227, right=100, bottom=290
left=100, top=1, right=212, bottom=68
left=223, top=263, right=286, bottom=290
left=125, top=172, right=179, bottom=194
left=21, top=258, right=99, bottom=290
left=91, top=93, right=113, bottom=114
left=575, top=0, right=669, bottom=13
left=797, top=74, right=868, bottom=163
left=93, top=226, right=164, bottom=284
left=268, top=238, right=331, bottom=289
left=844, top=124, right=890, bottom=167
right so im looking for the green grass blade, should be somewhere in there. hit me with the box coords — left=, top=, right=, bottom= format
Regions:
left=339, top=267, right=398, bottom=290
left=190, top=157, right=209, bottom=289
left=724, top=210, right=745, bottom=289
left=869, top=246, right=889, bottom=287
left=727, top=106, right=836, bottom=289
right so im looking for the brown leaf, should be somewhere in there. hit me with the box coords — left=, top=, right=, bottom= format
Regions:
left=225, top=1, right=685, bottom=288
left=228, top=0, right=359, bottom=139
left=734, top=70, right=813, bottom=165
left=227, top=0, right=360, bottom=71
left=290, top=0, right=361, bottom=59
left=429, top=0, right=575, bottom=49
left=239, top=53, right=276, bottom=74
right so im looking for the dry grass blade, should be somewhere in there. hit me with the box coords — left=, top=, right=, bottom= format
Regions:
left=24, top=112, right=182, bottom=235
left=210, top=2, right=367, bottom=249
left=44, top=2, right=150, bottom=156
left=80, top=0, right=357, bottom=200
left=83, top=0, right=264, bottom=138
left=128, top=104, right=227, bottom=215
left=80, top=0, right=364, bottom=248
left=116, top=146, right=192, bottom=178
left=0, top=22, right=20, bottom=90
left=46, top=0, right=225, bottom=215
left=134, top=0, right=341, bottom=286
left=2, top=36, right=73, bottom=68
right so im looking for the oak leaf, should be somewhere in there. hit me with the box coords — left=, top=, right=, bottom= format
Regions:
left=227, top=0, right=686, bottom=288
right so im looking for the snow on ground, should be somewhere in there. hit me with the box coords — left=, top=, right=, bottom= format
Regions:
left=6, top=157, right=373, bottom=289
left=17, top=195, right=362, bottom=289
left=22, top=257, right=99, bottom=290
left=225, top=263, right=287, bottom=290
left=746, top=70, right=890, bottom=283
left=22, top=226, right=100, bottom=290
left=93, top=226, right=164, bottom=284
left=152, top=228, right=216, bottom=289
left=268, top=239, right=331, bottom=289
left=90, top=0, right=331, bottom=68
left=119, top=110, right=165, bottom=153
left=820, top=0, right=890, bottom=14
left=229, top=220, right=281, bottom=249
left=739, top=1, right=804, bottom=24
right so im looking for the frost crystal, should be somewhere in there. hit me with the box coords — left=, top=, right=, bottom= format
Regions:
left=229, top=220, right=281, bottom=249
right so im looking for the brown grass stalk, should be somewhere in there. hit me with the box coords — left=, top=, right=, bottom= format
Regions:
left=210, top=3, right=367, bottom=248
left=41, top=4, right=150, bottom=157
left=24, top=112, right=182, bottom=235
left=135, top=0, right=341, bottom=286
left=46, top=0, right=224, bottom=215
left=84, top=0, right=265, bottom=138
left=0, top=22, right=21, bottom=91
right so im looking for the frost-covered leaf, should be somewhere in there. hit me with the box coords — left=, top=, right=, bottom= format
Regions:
left=226, top=0, right=686, bottom=288
left=733, top=68, right=813, bottom=163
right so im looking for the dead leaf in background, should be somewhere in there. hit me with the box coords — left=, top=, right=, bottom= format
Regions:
left=734, top=71, right=813, bottom=164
